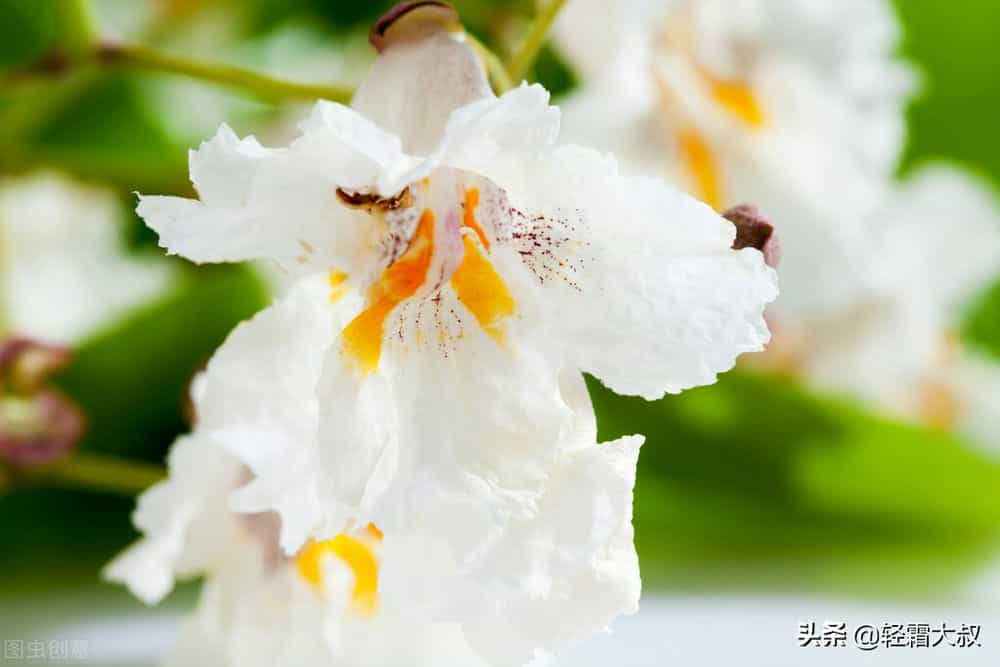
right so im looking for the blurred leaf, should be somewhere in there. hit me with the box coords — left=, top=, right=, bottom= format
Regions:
left=531, top=43, right=577, bottom=98
left=0, top=488, right=134, bottom=591
left=0, top=263, right=268, bottom=594
left=54, top=263, right=270, bottom=461
left=591, top=370, right=1000, bottom=597
left=896, top=0, right=1000, bottom=181
left=244, top=0, right=395, bottom=34
left=0, top=0, right=56, bottom=69
left=22, top=73, right=188, bottom=191
left=964, top=279, right=1000, bottom=361
left=894, top=0, right=1000, bottom=368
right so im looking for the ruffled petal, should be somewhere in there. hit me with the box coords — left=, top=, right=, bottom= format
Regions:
left=195, top=274, right=362, bottom=553
left=315, top=328, right=582, bottom=555
left=138, top=118, right=401, bottom=276
left=103, top=435, right=242, bottom=604
left=478, top=143, right=777, bottom=399
left=381, top=434, right=643, bottom=666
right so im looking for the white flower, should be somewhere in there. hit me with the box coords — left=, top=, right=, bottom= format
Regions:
left=557, top=0, right=1000, bottom=430
left=106, top=434, right=480, bottom=667
left=106, top=373, right=643, bottom=666
left=0, top=173, right=172, bottom=344
left=795, top=166, right=1000, bottom=423
left=123, top=5, right=775, bottom=663
left=557, top=0, right=913, bottom=314
left=137, top=2, right=775, bottom=552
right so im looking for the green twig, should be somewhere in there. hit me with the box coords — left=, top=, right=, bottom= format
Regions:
left=54, top=0, right=100, bottom=57
left=32, top=452, right=165, bottom=497
left=506, top=0, right=568, bottom=84
left=97, top=43, right=354, bottom=104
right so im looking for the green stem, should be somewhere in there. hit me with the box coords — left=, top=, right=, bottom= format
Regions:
left=98, top=43, right=354, bottom=103
left=506, top=0, right=568, bottom=84
left=466, top=34, right=514, bottom=95
left=54, top=0, right=100, bottom=57
left=34, top=452, right=165, bottom=497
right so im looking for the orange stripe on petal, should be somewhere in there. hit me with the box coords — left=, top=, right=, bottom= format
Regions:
left=342, top=209, right=436, bottom=373
left=296, top=531, right=381, bottom=615
left=706, top=77, right=765, bottom=128
left=678, top=128, right=723, bottom=211
left=451, top=234, right=515, bottom=343
left=328, top=270, right=349, bottom=303
left=462, top=187, right=490, bottom=251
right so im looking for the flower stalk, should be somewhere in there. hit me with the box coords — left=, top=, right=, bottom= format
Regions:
left=95, top=43, right=355, bottom=104
left=53, top=0, right=100, bottom=58
left=506, top=0, right=568, bottom=84
left=27, top=452, right=165, bottom=497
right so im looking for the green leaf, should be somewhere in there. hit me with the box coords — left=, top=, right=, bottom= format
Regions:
left=0, top=0, right=56, bottom=69
left=530, top=43, right=577, bottom=99
left=897, top=0, right=1000, bottom=180
left=24, top=74, right=188, bottom=192
left=963, top=278, right=1000, bottom=361
left=53, top=263, right=270, bottom=462
left=590, top=370, right=1000, bottom=597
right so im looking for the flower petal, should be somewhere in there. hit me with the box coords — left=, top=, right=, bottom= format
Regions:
left=103, top=435, right=242, bottom=604
left=381, top=434, right=644, bottom=666
left=138, top=118, right=401, bottom=275
left=352, top=31, right=492, bottom=155
left=479, top=143, right=778, bottom=399
left=195, top=274, right=362, bottom=553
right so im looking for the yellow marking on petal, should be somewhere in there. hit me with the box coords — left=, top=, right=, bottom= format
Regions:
left=328, top=270, right=349, bottom=303
left=706, top=76, right=766, bottom=128
left=296, top=530, right=381, bottom=615
left=451, top=233, right=515, bottom=343
left=677, top=128, right=722, bottom=211
left=342, top=209, right=435, bottom=372
left=462, top=187, right=491, bottom=251
left=365, top=522, right=383, bottom=540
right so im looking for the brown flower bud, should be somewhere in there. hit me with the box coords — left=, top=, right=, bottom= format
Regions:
left=0, top=390, right=85, bottom=467
left=0, top=337, right=72, bottom=393
left=0, top=337, right=84, bottom=467
left=370, top=2, right=461, bottom=53
left=724, top=204, right=780, bottom=268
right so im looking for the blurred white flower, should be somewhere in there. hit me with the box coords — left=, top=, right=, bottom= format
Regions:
left=557, top=0, right=914, bottom=313
left=0, top=173, right=172, bottom=345
left=794, top=167, right=1000, bottom=427
left=556, top=0, right=1000, bottom=430
left=136, top=3, right=775, bottom=557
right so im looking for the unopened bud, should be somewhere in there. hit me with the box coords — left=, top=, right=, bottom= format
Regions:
left=0, top=390, right=85, bottom=467
left=724, top=204, right=780, bottom=268
left=370, top=2, right=461, bottom=53
left=0, top=338, right=72, bottom=393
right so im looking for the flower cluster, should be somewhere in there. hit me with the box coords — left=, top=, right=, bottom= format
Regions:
left=107, top=2, right=776, bottom=665
left=556, top=0, right=1000, bottom=433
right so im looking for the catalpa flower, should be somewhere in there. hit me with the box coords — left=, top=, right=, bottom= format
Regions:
left=556, top=0, right=1000, bottom=431
left=137, top=2, right=775, bottom=557
left=556, top=0, right=913, bottom=314
left=789, top=166, right=1000, bottom=426
left=122, top=2, right=775, bottom=662
left=106, top=305, right=643, bottom=665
